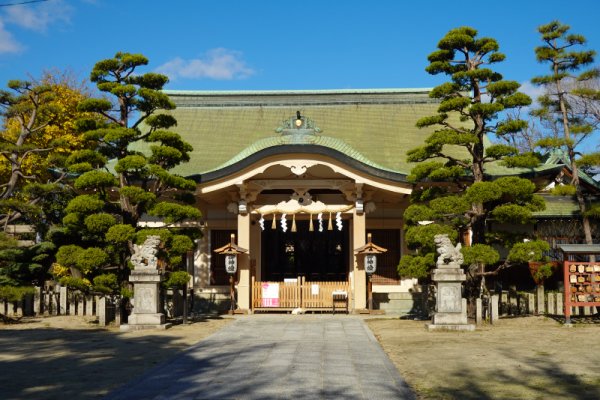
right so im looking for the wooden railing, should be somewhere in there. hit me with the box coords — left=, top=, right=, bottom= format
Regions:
left=251, top=277, right=350, bottom=312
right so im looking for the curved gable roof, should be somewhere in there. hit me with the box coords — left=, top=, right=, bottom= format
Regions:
left=162, top=89, right=439, bottom=177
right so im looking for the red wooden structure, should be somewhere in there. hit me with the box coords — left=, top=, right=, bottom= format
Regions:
left=560, top=245, right=600, bottom=324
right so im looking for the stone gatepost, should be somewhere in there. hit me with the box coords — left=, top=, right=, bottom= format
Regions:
left=121, top=236, right=170, bottom=331
left=426, top=234, right=475, bottom=331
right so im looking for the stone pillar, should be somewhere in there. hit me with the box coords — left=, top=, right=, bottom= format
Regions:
left=50, top=288, right=58, bottom=315
left=475, top=298, right=483, bottom=325
left=121, top=236, right=169, bottom=330
left=85, top=295, right=94, bottom=316
left=583, top=306, right=591, bottom=316
left=353, top=210, right=366, bottom=311
left=536, top=285, right=545, bottom=315
left=556, top=294, right=564, bottom=316
left=97, top=296, right=107, bottom=326
left=59, top=286, right=67, bottom=315
left=237, top=212, right=251, bottom=312
left=491, top=294, right=499, bottom=324
left=33, top=287, right=41, bottom=315
left=125, top=269, right=165, bottom=329
left=547, top=293, right=556, bottom=315
left=426, top=234, right=475, bottom=331
left=527, top=293, right=535, bottom=315
left=77, top=295, right=84, bottom=316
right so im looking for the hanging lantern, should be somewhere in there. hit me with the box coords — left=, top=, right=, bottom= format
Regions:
left=291, top=214, right=297, bottom=232
left=327, top=212, right=333, bottom=231
left=271, top=213, right=277, bottom=230
left=309, top=214, right=314, bottom=232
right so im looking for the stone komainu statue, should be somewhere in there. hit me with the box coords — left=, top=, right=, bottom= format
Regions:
left=434, top=234, right=463, bottom=267
left=131, top=235, right=161, bottom=269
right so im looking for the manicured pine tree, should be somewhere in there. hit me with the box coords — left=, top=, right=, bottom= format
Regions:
left=399, top=27, right=548, bottom=293
left=55, top=53, right=199, bottom=292
left=531, top=21, right=599, bottom=244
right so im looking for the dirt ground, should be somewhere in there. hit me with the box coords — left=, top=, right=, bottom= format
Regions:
left=367, top=316, right=600, bottom=400
left=1, top=315, right=599, bottom=400
left=0, top=315, right=233, bottom=400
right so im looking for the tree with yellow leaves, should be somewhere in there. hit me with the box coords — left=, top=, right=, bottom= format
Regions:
left=0, top=72, right=97, bottom=230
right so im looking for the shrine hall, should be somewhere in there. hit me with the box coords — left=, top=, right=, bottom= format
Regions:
left=162, top=88, right=571, bottom=314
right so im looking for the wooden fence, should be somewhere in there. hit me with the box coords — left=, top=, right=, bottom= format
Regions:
left=251, top=277, right=350, bottom=312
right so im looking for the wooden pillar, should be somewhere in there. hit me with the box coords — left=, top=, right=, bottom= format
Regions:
left=353, top=210, right=366, bottom=310
left=237, top=212, right=251, bottom=311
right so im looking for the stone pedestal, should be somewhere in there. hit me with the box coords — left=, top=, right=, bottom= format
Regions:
left=121, top=268, right=169, bottom=331
left=121, top=236, right=170, bottom=331
left=426, top=264, right=475, bottom=331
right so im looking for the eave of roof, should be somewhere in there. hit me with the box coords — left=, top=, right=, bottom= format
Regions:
left=559, top=244, right=600, bottom=254
left=190, top=144, right=409, bottom=184
left=533, top=194, right=599, bottom=218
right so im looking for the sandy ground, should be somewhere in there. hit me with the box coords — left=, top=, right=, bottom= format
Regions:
left=0, top=315, right=233, bottom=400
left=2, top=315, right=599, bottom=400
left=367, top=316, right=600, bottom=400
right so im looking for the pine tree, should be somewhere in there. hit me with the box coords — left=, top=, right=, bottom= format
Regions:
left=55, top=53, right=199, bottom=292
left=400, top=27, right=547, bottom=291
left=531, top=21, right=599, bottom=245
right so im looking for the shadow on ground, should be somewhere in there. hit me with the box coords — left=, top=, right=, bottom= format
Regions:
left=428, top=348, right=600, bottom=400
left=0, top=317, right=226, bottom=400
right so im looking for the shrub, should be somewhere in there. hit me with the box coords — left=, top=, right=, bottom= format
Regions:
left=0, top=286, right=36, bottom=302
left=93, top=273, right=119, bottom=295
left=58, top=276, right=91, bottom=292
left=164, top=271, right=190, bottom=288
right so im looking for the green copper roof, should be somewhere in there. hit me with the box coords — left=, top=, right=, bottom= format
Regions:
left=543, top=148, right=600, bottom=189
left=162, top=89, right=442, bottom=177
left=484, top=162, right=564, bottom=178
left=211, top=131, right=396, bottom=173
left=533, top=194, right=600, bottom=218
left=159, top=89, right=589, bottom=186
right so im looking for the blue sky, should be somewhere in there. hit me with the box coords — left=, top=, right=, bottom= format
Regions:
left=0, top=0, right=599, bottom=96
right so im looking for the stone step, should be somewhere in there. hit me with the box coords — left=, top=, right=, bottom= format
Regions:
left=194, top=291, right=232, bottom=313
left=373, top=292, right=427, bottom=316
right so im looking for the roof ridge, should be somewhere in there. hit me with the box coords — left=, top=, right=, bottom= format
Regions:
left=163, top=88, right=433, bottom=96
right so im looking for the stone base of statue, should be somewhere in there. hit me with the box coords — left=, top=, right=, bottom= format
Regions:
left=426, top=234, right=475, bottom=332
left=120, top=268, right=171, bottom=331
left=120, top=236, right=170, bottom=331
left=426, top=267, right=475, bottom=331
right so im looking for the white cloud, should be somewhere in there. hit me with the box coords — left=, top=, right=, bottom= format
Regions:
left=519, top=81, right=545, bottom=102
left=0, top=19, right=22, bottom=53
left=4, top=0, right=72, bottom=33
left=156, top=48, right=255, bottom=81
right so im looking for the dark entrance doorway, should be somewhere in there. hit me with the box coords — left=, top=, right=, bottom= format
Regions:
left=261, top=220, right=349, bottom=281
